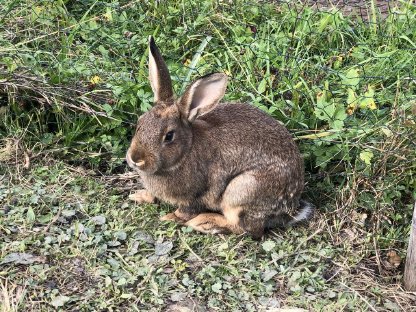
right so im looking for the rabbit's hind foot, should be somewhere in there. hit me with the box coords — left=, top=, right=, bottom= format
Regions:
left=185, top=213, right=244, bottom=235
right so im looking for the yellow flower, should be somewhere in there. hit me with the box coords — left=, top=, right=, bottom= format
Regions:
left=90, top=75, right=101, bottom=84
left=103, top=8, right=113, bottom=22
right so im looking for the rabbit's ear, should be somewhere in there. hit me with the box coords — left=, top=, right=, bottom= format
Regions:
left=148, top=36, right=174, bottom=103
left=178, top=73, right=228, bottom=122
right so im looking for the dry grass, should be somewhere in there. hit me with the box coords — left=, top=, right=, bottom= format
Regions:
left=0, top=70, right=114, bottom=118
left=0, top=279, right=26, bottom=312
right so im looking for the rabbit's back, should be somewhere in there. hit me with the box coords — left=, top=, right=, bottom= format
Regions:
left=195, top=102, right=303, bottom=172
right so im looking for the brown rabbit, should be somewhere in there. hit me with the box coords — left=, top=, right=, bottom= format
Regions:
left=126, top=36, right=313, bottom=238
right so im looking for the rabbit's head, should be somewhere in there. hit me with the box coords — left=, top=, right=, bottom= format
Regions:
left=126, top=36, right=228, bottom=174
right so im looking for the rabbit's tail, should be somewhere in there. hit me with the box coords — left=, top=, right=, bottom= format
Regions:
left=265, top=199, right=315, bottom=229
left=287, top=199, right=315, bottom=226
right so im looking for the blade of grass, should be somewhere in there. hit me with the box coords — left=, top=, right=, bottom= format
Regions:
left=180, top=35, right=212, bottom=93
left=370, top=0, right=378, bottom=33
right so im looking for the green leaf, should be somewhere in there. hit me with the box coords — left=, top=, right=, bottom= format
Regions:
left=30, top=194, right=39, bottom=204
left=257, top=79, right=267, bottom=94
left=360, top=150, right=374, bottom=165
left=117, top=277, right=127, bottom=286
left=381, top=127, right=393, bottom=137
left=290, top=270, right=302, bottom=281
left=346, top=88, right=358, bottom=115
left=102, top=104, right=113, bottom=116
left=329, top=106, right=347, bottom=130
left=317, top=14, right=332, bottom=33
left=50, top=295, right=71, bottom=308
left=212, top=282, right=222, bottom=293
left=98, top=45, right=108, bottom=57
left=114, top=230, right=127, bottom=241
left=262, top=240, right=276, bottom=252
left=341, top=68, right=360, bottom=90
left=327, top=289, right=337, bottom=298
left=315, top=87, right=347, bottom=129
left=91, top=215, right=106, bottom=225
left=27, top=207, right=36, bottom=223
left=107, top=258, right=120, bottom=269
left=262, top=269, right=278, bottom=282
left=359, top=85, right=377, bottom=110
left=62, top=209, right=76, bottom=218
left=105, top=276, right=112, bottom=287
left=1, top=253, right=45, bottom=265
left=315, top=91, right=333, bottom=121
left=38, top=214, right=52, bottom=224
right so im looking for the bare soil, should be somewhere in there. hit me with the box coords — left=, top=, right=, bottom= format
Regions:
left=286, top=0, right=400, bottom=19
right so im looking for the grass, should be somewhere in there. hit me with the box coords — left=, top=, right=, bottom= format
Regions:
left=1, top=158, right=414, bottom=311
left=1, top=0, right=415, bottom=311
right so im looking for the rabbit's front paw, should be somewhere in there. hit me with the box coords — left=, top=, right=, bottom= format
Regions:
left=128, top=190, right=155, bottom=204
left=160, top=208, right=197, bottom=224
left=160, top=212, right=184, bottom=223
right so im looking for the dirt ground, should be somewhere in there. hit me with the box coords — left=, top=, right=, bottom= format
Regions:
left=292, top=0, right=399, bottom=19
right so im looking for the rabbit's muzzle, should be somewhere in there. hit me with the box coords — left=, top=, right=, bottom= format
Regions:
left=126, top=147, right=148, bottom=171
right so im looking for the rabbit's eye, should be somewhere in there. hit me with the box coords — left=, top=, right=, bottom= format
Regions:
left=164, top=130, right=175, bottom=142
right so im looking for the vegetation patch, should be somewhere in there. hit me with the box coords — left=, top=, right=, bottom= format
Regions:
left=0, top=0, right=415, bottom=310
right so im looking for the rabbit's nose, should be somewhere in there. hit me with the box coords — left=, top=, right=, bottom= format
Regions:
left=127, top=148, right=147, bottom=169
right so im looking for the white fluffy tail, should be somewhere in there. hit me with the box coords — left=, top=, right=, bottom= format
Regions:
left=288, top=200, right=315, bottom=226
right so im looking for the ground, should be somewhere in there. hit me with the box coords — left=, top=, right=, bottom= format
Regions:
left=303, top=0, right=396, bottom=19
left=1, top=153, right=414, bottom=311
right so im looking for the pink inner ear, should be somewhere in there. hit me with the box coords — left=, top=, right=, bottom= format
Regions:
left=190, top=77, right=227, bottom=110
left=149, top=51, right=159, bottom=97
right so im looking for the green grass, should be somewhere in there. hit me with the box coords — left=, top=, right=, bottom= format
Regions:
left=0, top=160, right=413, bottom=311
left=1, top=0, right=415, bottom=310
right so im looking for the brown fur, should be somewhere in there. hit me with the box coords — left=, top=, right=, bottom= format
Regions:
left=126, top=36, right=312, bottom=238
left=185, top=213, right=244, bottom=235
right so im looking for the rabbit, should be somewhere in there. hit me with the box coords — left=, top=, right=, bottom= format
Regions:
left=126, top=36, right=314, bottom=238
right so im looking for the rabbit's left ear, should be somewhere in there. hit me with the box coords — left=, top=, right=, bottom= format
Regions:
left=178, top=73, right=228, bottom=122
left=148, top=36, right=174, bottom=103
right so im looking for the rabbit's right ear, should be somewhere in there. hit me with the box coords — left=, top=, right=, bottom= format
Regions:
left=178, top=73, right=228, bottom=122
left=148, top=36, right=174, bottom=103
